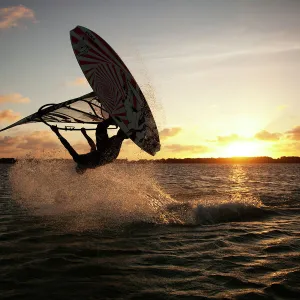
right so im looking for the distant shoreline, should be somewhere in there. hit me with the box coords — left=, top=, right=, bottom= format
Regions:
left=1, top=156, right=300, bottom=164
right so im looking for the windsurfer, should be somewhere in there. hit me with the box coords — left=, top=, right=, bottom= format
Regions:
left=51, top=117, right=128, bottom=174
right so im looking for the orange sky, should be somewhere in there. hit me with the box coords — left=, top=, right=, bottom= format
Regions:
left=1, top=1, right=300, bottom=159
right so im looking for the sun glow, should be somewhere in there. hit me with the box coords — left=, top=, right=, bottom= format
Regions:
left=223, top=141, right=264, bottom=157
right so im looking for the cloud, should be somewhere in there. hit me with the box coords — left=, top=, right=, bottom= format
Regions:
left=0, top=131, right=60, bottom=157
left=0, top=5, right=36, bottom=30
left=159, top=127, right=182, bottom=140
left=286, top=126, right=300, bottom=140
left=0, top=135, right=20, bottom=148
left=216, top=134, right=241, bottom=144
left=67, top=77, right=89, bottom=86
left=255, top=130, right=282, bottom=141
left=0, top=93, right=30, bottom=104
left=16, top=131, right=60, bottom=150
left=0, top=109, right=21, bottom=122
left=164, top=143, right=208, bottom=154
left=270, top=141, right=300, bottom=156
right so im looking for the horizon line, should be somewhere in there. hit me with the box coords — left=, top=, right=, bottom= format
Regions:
left=1, top=156, right=300, bottom=164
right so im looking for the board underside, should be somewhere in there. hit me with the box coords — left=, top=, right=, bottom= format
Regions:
left=70, top=26, right=160, bottom=156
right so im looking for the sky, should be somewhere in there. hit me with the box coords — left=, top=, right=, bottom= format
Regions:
left=0, top=0, right=300, bottom=159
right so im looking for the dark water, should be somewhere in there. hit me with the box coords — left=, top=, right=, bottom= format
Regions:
left=1, top=161, right=300, bottom=299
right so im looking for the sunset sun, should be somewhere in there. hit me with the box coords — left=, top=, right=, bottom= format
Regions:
left=223, top=141, right=263, bottom=157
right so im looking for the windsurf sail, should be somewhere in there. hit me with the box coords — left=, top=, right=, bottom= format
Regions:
left=0, top=92, right=111, bottom=132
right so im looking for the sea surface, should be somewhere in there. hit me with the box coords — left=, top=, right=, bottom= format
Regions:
left=0, top=161, right=300, bottom=300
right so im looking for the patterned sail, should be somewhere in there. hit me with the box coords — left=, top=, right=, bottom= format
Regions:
left=0, top=92, right=109, bottom=132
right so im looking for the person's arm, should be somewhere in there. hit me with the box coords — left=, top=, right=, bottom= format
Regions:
left=81, top=128, right=96, bottom=151
left=51, top=126, right=79, bottom=161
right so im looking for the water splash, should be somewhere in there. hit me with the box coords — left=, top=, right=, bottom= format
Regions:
left=9, top=159, right=174, bottom=231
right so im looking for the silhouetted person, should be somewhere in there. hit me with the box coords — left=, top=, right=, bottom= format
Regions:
left=51, top=118, right=127, bottom=174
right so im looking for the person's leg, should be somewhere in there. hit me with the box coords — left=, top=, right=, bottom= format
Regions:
left=81, top=128, right=96, bottom=151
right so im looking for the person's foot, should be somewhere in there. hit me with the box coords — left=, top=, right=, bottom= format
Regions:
left=117, top=129, right=129, bottom=139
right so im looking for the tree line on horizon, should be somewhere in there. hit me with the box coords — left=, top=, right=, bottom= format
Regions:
left=1, top=156, right=300, bottom=164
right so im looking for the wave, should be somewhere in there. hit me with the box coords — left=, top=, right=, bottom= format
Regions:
left=163, top=201, right=269, bottom=226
